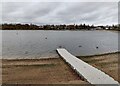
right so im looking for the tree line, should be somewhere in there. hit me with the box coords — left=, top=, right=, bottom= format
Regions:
left=1, top=23, right=120, bottom=31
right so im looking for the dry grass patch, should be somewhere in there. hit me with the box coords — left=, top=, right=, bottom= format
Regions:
left=78, top=52, right=119, bottom=82
left=2, top=58, right=88, bottom=84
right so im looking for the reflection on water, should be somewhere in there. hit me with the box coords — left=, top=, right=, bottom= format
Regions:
left=2, top=30, right=118, bottom=59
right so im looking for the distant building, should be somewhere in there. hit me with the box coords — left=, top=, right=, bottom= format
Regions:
left=105, top=27, right=109, bottom=30
left=95, top=26, right=102, bottom=30
left=39, top=26, right=44, bottom=29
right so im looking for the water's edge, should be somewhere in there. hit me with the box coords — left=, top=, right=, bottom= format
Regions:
left=2, top=51, right=119, bottom=60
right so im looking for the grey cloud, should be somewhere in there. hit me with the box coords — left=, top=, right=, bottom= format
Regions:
left=2, top=2, right=118, bottom=25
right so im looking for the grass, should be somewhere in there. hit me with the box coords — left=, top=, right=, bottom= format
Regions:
left=3, top=63, right=56, bottom=68
left=77, top=52, right=118, bottom=81
left=77, top=51, right=119, bottom=59
left=96, top=61, right=117, bottom=67
left=2, top=58, right=86, bottom=84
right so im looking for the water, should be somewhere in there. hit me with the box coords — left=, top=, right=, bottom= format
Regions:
left=2, top=30, right=118, bottom=59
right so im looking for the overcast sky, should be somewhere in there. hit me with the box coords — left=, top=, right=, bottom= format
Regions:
left=2, top=2, right=118, bottom=25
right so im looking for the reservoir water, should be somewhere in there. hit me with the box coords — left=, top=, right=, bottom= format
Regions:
left=2, top=30, right=118, bottom=59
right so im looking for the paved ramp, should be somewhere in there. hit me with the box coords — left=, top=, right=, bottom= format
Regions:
left=57, top=48, right=119, bottom=85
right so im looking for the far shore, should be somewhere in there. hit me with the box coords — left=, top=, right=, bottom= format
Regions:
left=1, top=29, right=120, bottom=32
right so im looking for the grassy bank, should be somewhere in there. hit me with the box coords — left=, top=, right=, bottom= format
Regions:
left=2, top=52, right=119, bottom=84
left=2, top=58, right=88, bottom=84
left=77, top=52, right=119, bottom=82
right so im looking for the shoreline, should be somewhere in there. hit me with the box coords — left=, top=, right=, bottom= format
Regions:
left=2, top=51, right=119, bottom=60
left=77, top=51, right=119, bottom=58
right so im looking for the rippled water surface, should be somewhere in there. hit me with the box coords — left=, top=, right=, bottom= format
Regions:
left=2, top=30, right=118, bottom=59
